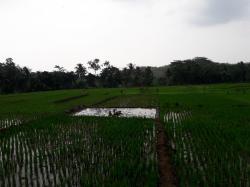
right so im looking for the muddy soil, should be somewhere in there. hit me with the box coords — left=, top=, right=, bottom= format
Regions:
left=54, top=94, right=88, bottom=104
left=155, top=114, right=177, bottom=187
left=65, top=96, right=119, bottom=114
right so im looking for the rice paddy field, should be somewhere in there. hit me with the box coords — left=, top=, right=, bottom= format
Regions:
left=1, top=83, right=250, bottom=186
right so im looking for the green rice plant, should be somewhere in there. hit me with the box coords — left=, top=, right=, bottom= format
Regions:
left=163, top=108, right=250, bottom=186
left=0, top=115, right=158, bottom=186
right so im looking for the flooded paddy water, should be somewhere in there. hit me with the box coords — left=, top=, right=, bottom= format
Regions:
left=74, top=108, right=157, bottom=119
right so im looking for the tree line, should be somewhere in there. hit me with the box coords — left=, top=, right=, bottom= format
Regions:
left=0, top=58, right=153, bottom=93
left=163, top=57, right=250, bottom=85
left=0, top=57, right=250, bottom=94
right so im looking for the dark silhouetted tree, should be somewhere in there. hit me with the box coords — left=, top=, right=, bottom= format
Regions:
left=75, top=63, right=87, bottom=79
left=88, top=59, right=101, bottom=75
left=100, top=62, right=121, bottom=87
left=143, top=67, right=154, bottom=86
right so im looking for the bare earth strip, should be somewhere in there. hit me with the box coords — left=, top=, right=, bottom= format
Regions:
left=54, top=93, right=88, bottom=104
left=155, top=111, right=177, bottom=187
left=66, top=96, right=119, bottom=114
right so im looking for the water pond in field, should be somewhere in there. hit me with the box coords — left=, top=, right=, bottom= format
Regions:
left=74, top=108, right=157, bottom=119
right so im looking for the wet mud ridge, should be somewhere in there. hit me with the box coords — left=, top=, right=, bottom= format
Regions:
left=155, top=109, right=177, bottom=187
left=66, top=96, right=119, bottom=114
left=54, top=93, right=88, bottom=104
left=91, top=96, right=118, bottom=107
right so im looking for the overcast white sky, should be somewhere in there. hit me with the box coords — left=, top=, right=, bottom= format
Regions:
left=1, top=0, right=250, bottom=71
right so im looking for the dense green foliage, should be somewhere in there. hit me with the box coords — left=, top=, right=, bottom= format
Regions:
left=165, top=57, right=250, bottom=85
left=0, top=58, right=154, bottom=94
left=1, top=57, right=250, bottom=94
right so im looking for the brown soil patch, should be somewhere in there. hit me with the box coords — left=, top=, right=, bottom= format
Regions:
left=91, top=96, right=118, bottom=107
left=66, top=96, right=119, bottom=114
left=156, top=118, right=177, bottom=187
left=54, top=94, right=88, bottom=104
left=65, top=105, right=86, bottom=114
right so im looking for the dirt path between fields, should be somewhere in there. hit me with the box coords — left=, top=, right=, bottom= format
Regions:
left=54, top=93, right=88, bottom=104
left=155, top=109, right=177, bottom=187
left=91, top=96, right=119, bottom=107
left=66, top=96, right=119, bottom=114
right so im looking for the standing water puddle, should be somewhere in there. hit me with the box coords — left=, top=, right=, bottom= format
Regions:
left=74, top=108, right=157, bottom=119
